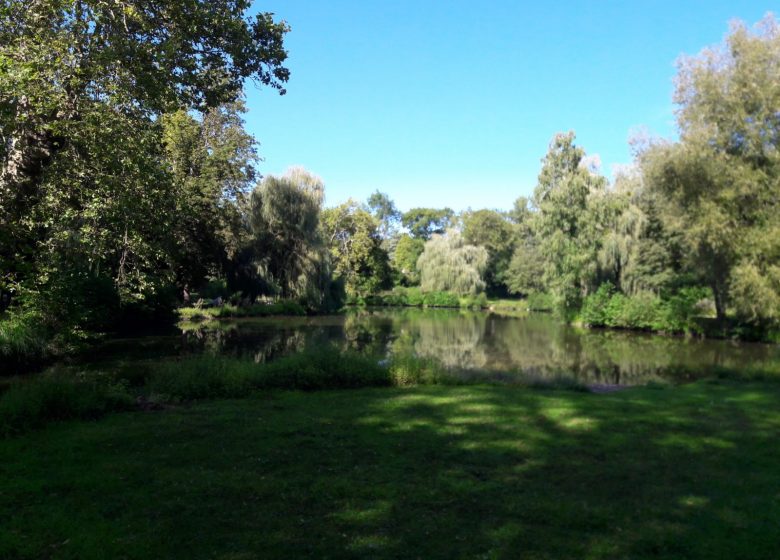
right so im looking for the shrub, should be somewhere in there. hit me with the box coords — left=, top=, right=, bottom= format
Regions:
left=179, top=299, right=307, bottom=321
left=199, top=278, right=230, bottom=300
left=460, top=292, right=488, bottom=309
left=0, top=312, right=52, bottom=372
left=146, top=356, right=256, bottom=399
left=579, top=283, right=616, bottom=327
left=526, top=292, right=554, bottom=312
left=403, top=287, right=424, bottom=306
left=656, top=287, right=709, bottom=334
left=363, top=294, right=384, bottom=306
left=387, top=354, right=453, bottom=386
left=606, top=292, right=661, bottom=330
left=422, top=291, right=460, bottom=307
left=579, top=284, right=707, bottom=334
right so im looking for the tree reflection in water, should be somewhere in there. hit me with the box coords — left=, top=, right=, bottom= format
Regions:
left=170, top=310, right=780, bottom=386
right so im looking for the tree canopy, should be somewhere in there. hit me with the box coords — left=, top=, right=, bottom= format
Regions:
left=417, top=230, right=488, bottom=295
left=401, top=207, right=454, bottom=240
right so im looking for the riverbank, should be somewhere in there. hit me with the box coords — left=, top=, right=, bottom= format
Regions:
left=0, top=349, right=592, bottom=436
left=2, top=380, right=779, bottom=559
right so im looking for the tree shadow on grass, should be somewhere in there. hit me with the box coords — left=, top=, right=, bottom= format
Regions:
left=1, top=382, right=779, bottom=559
left=293, top=383, right=780, bottom=559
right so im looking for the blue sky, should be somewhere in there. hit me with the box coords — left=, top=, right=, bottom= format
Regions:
left=244, top=1, right=773, bottom=211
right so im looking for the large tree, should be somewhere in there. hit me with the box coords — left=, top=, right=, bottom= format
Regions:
left=392, top=234, right=425, bottom=286
left=641, top=14, right=780, bottom=321
left=0, top=0, right=288, bottom=196
left=162, top=102, right=258, bottom=290
left=401, top=207, right=454, bottom=240
left=417, top=230, right=488, bottom=295
left=0, top=0, right=289, bottom=314
left=533, top=131, right=607, bottom=310
left=366, top=191, right=401, bottom=241
left=321, top=200, right=391, bottom=296
left=249, top=167, right=326, bottom=302
left=461, top=209, right=516, bottom=295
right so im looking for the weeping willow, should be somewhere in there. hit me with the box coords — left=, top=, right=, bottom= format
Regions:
left=249, top=167, right=327, bottom=304
left=416, top=230, right=488, bottom=295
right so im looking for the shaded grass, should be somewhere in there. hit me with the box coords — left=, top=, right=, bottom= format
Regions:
left=1, top=381, right=779, bottom=559
left=0, top=372, right=134, bottom=434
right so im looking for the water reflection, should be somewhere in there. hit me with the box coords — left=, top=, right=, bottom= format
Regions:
left=87, top=309, right=780, bottom=386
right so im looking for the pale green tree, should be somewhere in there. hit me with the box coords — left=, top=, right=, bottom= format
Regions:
left=416, top=230, right=488, bottom=295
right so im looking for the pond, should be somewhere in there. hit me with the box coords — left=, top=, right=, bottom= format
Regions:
left=74, top=307, right=780, bottom=387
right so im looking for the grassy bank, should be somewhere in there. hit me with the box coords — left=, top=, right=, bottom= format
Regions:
left=4, top=345, right=780, bottom=437
left=0, top=349, right=473, bottom=436
left=1, top=381, right=779, bottom=559
left=347, top=287, right=544, bottom=313
left=178, top=299, right=307, bottom=322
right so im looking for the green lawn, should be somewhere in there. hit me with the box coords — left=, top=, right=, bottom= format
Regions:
left=2, top=381, right=779, bottom=559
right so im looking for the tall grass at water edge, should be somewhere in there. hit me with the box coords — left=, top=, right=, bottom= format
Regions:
left=3, top=344, right=780, bottom=437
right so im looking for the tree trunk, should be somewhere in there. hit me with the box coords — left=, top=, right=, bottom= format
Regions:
left=712, top=280, right=727, bottom=322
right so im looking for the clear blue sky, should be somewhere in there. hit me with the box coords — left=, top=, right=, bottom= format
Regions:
left=244, top=1, right=773, bottom=212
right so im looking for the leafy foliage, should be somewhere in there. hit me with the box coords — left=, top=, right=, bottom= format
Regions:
left=321, top=200, right=392, bottom=296
left=417, top=230, right=488, bottom=295
left=580, top=283, right=708, bottom=334
left=0, top=0, right=290, bottom=344
left=640, top=15, right=780, bottom=321
left=532, top=131, right=607, bottom=311
left=401, top=207, right=454, bottom=240
left=249, top=168, right=330, bottom=306
left=392, top=234, right=425, bottom=286
left=461, top=209, right=516, bottom=295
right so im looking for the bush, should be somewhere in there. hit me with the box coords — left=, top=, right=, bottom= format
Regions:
left=146, top=356, right=256, bottom=399
left=0, top=312, right=52, bottom=372
left=422, top=291, right=460, bottom=307
left=579, top=283, right=616, bottom=327
left=256, top=347, right=390, bottom=391
left=387, top=354, right=453, bottom=386
left=526, top=292, right=554, bottom=312
left=459, top=292, right=488, bottom=309
left=403, top=287, right=424, bottom=306
left=345, top=287, right=471, bottom=309
left=198, top=278, right=230, bottom=300
left=579, top=284, right=707, bottom=334
left=656, top=287, right=709, bottom=334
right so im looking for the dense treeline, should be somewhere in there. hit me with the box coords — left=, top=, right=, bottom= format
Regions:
left=2, top=7, right=780, bottom=370
left=0, top=1, right=292, bottom=366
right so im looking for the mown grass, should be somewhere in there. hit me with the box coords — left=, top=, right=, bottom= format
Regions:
left=1, top=380, right=779, bottom=559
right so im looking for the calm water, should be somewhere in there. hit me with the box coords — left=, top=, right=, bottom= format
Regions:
left=77, top=308, right=780, bottom=386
